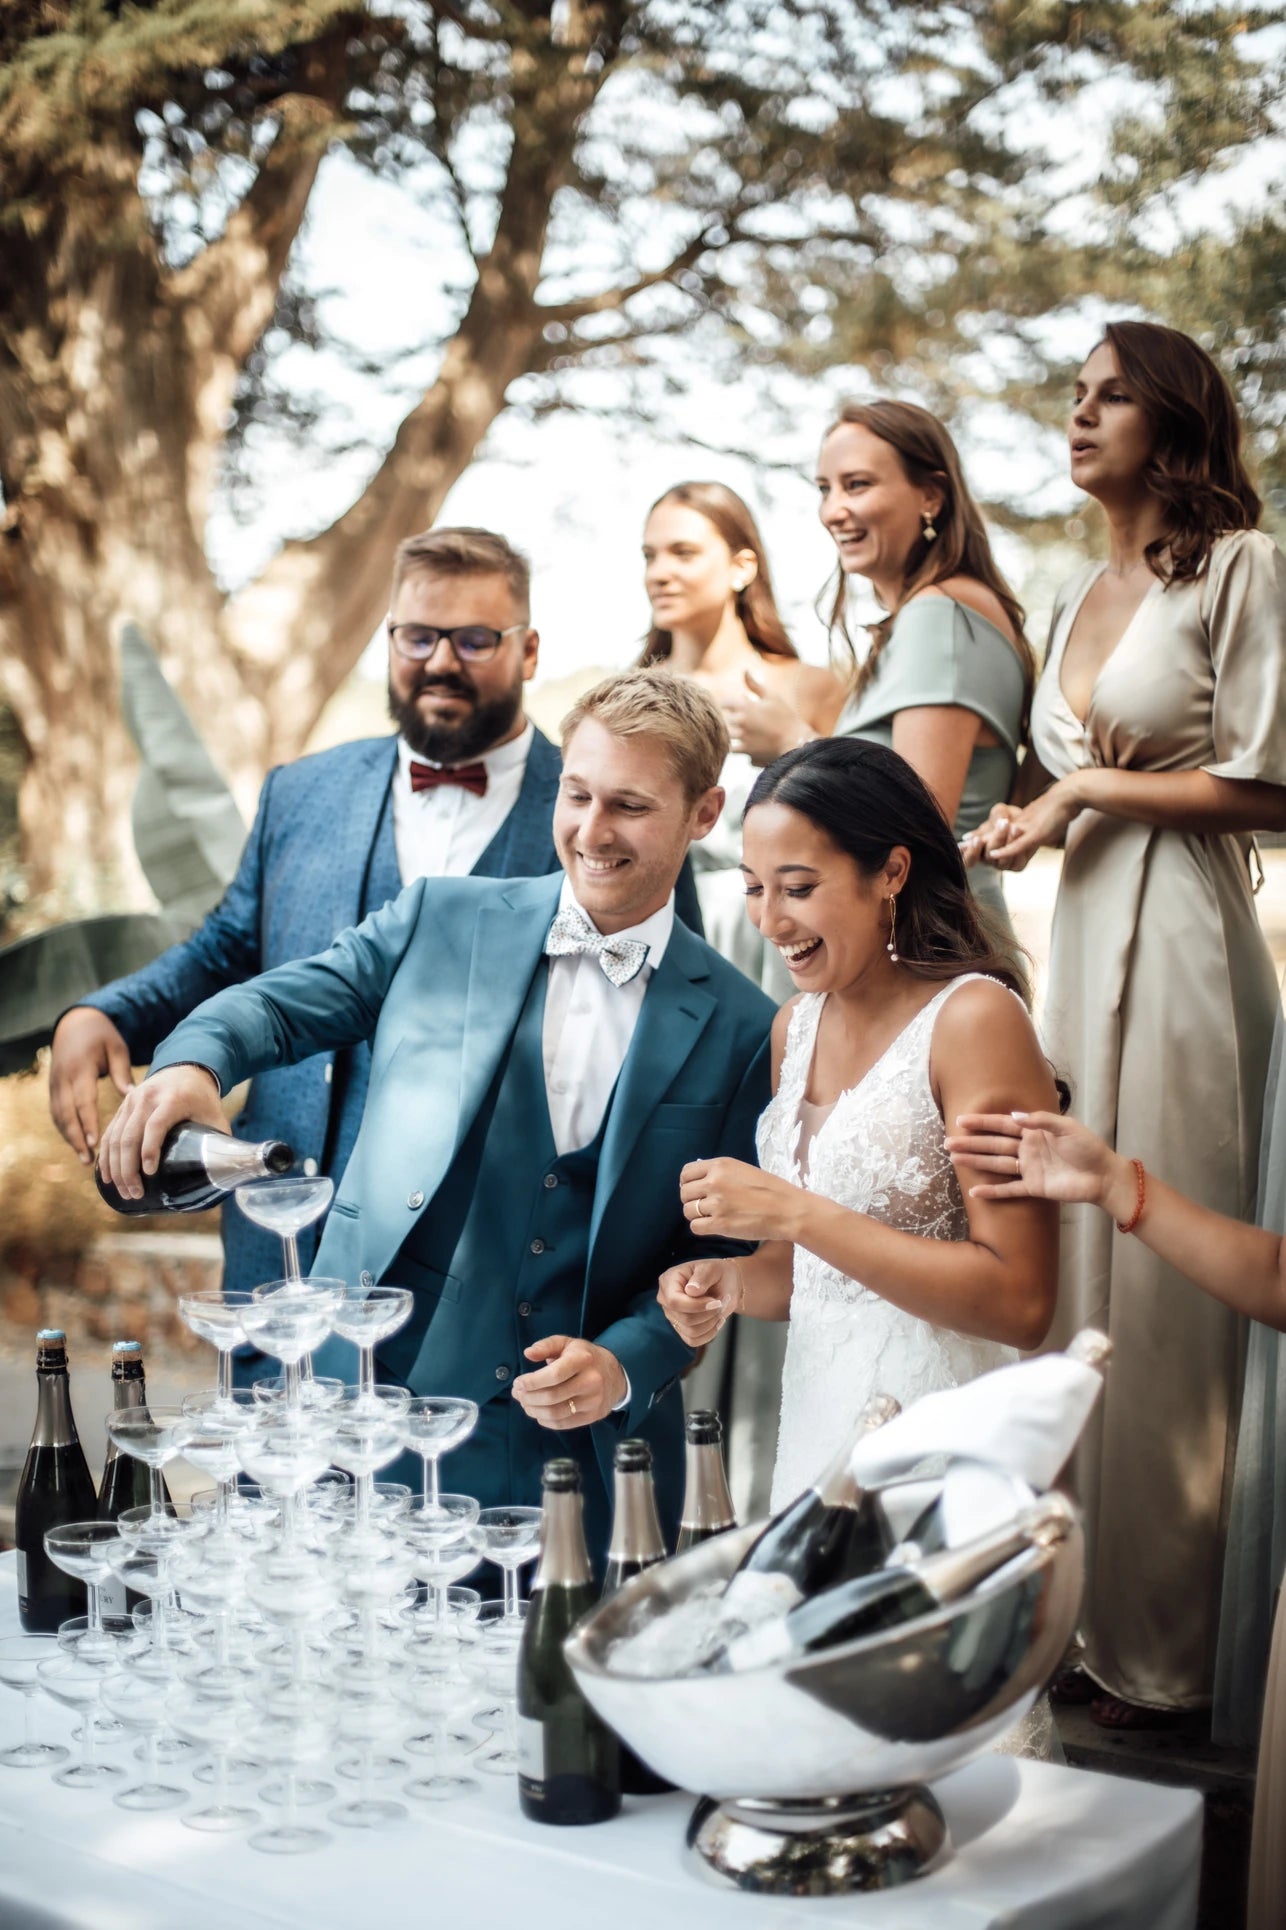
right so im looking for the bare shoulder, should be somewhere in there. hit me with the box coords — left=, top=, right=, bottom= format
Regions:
left=930, top=974, right=1054, bottom=1105
left=907, top=576, right=1018, bottom=646
left=931, top=975, right=1035, bottom=1053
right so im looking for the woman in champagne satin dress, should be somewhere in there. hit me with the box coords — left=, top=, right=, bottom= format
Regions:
left=966, top=322, right=1286, bottom=1724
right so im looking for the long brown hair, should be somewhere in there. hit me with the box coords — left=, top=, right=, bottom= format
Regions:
left=820, top=401, right=1035, bottom=714
left=638, top=481, right=797, bottom=664
left=1100, top=321, right=1261, bottom=583
left=746, top=737, right=1030, bottom=1005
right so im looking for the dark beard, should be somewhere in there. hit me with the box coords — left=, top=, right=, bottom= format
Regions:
left=387, top=672, right=525, bottom=764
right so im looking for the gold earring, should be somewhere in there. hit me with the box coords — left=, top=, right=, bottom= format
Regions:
left=887, top=895, right=899, bottom=963
left=922, top=512, right=937, bottom=544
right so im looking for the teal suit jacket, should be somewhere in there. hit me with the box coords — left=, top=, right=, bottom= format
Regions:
left=152, top=872, right=775, bottom=1504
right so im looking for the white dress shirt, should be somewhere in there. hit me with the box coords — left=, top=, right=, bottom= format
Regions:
left=391, top=722, right=533, bottom=883
left=542, top=880, right=674, bottom=1157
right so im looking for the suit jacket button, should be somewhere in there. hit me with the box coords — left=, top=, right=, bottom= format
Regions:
left=408, top=1190, right=424, bottom=1210
left=543, top=1173, right=558, bottom=1190
left=529, top=1238, right=546, bottom=1255
left=360, top=1271, right=374, bottom=1289
left=495, top=1364, right=511, bottom=1381
left=518, top=1301, right=532, bottom=1318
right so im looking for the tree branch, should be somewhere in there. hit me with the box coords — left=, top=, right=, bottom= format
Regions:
left=167, top=32, right=352, bottom=373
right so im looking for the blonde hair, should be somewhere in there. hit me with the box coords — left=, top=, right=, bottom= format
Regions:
left=560, top=669, right=729, bottom=801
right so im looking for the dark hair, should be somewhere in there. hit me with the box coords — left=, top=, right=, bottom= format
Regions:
left=391, top=525, right=531, bottom=618
left=638, top=481, right=797, bottom=664
left=819, top=401, right=1034, bottom=719
left=745, top=736, right=1030, bottom=1004
left=1098, top=321, right=1261, bottom=583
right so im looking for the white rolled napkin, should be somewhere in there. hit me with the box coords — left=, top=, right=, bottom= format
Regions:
left=849, top=1349, right=1105, bottom=1494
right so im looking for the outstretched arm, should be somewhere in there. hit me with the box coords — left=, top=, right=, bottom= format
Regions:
left=947, top=1108, right=1286, bottom=1331
left=97, top=881, right=429, bottom=1195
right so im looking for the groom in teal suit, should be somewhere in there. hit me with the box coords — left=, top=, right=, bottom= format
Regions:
left=99, top=670, right=775, bottom=1559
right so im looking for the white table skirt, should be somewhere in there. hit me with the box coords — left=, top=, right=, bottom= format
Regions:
left=0, top=1553, right=1201, bottom=1930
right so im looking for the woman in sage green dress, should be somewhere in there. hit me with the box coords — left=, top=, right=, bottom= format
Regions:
left=723, top=400, right=1035, bottom=946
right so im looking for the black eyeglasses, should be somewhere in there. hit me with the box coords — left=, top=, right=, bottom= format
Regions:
left=387, top=621, right=527, bottom=664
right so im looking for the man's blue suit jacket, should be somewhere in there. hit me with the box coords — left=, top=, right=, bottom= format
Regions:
left=84, top=730, right=562, bottom=1292
left=150, top=872, right=775, bottom=1506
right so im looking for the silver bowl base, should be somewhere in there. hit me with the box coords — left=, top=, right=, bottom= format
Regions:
left=686, top=1787, right=950, bottom=1896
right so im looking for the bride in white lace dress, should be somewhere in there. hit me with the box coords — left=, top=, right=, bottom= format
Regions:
left=657, top=737, right=1061, bottom=1508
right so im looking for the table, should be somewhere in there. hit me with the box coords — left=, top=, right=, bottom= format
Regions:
left=0, top=1553, right=1201, bottom=1930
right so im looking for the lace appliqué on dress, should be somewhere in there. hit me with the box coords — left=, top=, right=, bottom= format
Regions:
left=762, top=980, right=1017, bottom=1515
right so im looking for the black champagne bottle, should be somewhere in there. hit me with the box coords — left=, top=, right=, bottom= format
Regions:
left=600, top=1439, right=673, bottom=1794
left=518, top=1459, right=621, bottom=1825
left=729, top=1391, right=901, bottom=1605
left=730, top=1492, right=1076, bottom=1669
left=14, top=1331, right=99, bottom=1633
left=96, top=1123, right=293, bottom=1215
left=97, top=1341, right=167, bottom=1615
left=675, top=1410, right=736, bottom=1553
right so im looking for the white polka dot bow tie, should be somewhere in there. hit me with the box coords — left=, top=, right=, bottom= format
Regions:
left=543, top=905, right=650, bottom=987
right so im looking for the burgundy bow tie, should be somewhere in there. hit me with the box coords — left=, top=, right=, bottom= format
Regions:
left=409, top=760, right=488, bottom=798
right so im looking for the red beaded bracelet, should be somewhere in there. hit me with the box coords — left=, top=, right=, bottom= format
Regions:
left=1116, top=1158, right=1146, bottom=1235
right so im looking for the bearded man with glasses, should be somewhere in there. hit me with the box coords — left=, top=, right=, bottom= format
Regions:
left=51, top=525, right=703, bottom=1358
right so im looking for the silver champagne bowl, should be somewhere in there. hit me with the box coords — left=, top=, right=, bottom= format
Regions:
left=566, top=1488, right=1083, bottom=1894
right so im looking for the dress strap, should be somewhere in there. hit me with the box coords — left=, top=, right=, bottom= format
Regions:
left=776, top=993, right=826, bottom=1113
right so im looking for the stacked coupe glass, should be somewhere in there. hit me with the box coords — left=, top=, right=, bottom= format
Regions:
left=0, top=1179, right=542, bottom=1854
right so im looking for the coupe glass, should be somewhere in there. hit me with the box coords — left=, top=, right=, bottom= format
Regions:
left=43, top=1520, right=127, bottom=1661
left=401, top=1396, right=479, bottom=1510
left=327, top=1389, right=411, bottom=1560
left=176, top=1290, right=255, bottom=1415
left=402, top=1500, right=482, bottom=1646
left=243, top=1279, right=344, bottom=1409
left=235, top=1175, right=335, bottom=1283
left=329, top=1692, right=408, bottom=1828
left=36, top=1653, right=123, bottom=1790
left=236, top=1414, right=333, bottom=1554
left=476, top=1505, right=542, bottom=1631
left=168, top=1690, right=261, bottom=1831
left=403, top=1647, right=481, bottom=1802
left=330, top=1285, right=414, bottom=1412
left=100, top=1670, right=187, bottom=1810
left=245, top=1546, right=340, bottom=1727
left=461, top=1628, right=521, bottom=1777
left=174, top=1403, right=256, bottom=1556
left=105, top=1405, right=189, bottom=1540
left=0, top=1635, right=69, bottom=1769
left=105, top=1536, right=191, bottom=1675
left=247, top=1707, right=336, bottom=1855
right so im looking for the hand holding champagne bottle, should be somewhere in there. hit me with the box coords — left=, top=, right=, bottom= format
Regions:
left=96, top=1122, right=294, bottom=1216
left=95, top=1062, right=233, bottom=1201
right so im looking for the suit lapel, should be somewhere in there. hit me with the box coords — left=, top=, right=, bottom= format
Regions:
left=456, top=874, right=561, bottom=1149
left=332, top=737, right=399, bottom=932
left=589, top=920, right=716, bottom=1260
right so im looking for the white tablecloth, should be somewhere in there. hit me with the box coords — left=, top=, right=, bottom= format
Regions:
left=0, top=1553, right=1201, bottom=1930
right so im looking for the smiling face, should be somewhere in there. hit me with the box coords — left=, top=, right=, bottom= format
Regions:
left=816, top=422, right=943, bottom=603
left=1068, top=343, right=1155, bottom=504
left=741, top=800, right=907, bottom=991
left=387, top=568, right=538, bottom=762
left=554, top=719, right=723, bottom=933
left=642, top=500, right=756, bottom=635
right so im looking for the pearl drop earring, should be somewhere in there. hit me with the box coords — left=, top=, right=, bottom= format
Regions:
left=887, top=895, right=899, bottom=962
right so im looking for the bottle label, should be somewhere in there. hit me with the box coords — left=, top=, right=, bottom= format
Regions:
left=515, top=1714, right=544, bottom=1784
left=99, top=1575, right=127, bottom=1621
left=15, top=1549, right=26, bottom=1606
